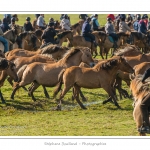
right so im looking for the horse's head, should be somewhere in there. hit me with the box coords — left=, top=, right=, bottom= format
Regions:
left=80, top=47, right=95, bottom=67
left=6, top=61, right=18, bottom=82
left=118, top=56, right=134, bottom=74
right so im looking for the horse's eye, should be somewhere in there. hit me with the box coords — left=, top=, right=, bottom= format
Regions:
left=87, top=55, right=89, bottom=57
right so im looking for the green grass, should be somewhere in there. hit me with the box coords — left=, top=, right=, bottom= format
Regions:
left=0, top=14, right=146, bottom=136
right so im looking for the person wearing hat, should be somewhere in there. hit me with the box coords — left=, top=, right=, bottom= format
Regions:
left=49, top=18, right=54, bottom=23
left=0, top=18, right=11, bottom=33
left=82, top=17, right=98, bottom=47
left=79, top=14, right=88, bottom=21
left=133, top=15, right=141, bottom=31
left=126, top=14, right=133, bottom=22
left=91, top=14, right=100, bottom=31
left=23, top=17, right=33, bottom=32
left=41, top=22, right=56, bottom=45
left=60, top=14, right=71, bottom=30
left=9, top=17, right=16, bottom=29
left=105, top=17, right=118, bottom=48
left=119, top=14, right=131, bottom=33
left=138, top=16, right=147, bottom=34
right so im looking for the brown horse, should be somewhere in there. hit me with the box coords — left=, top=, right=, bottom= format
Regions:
left=99, top=32, right=130, bottom=59
left=11, top=47, right=95, bottom=101
left=134, top=62, right=150, bottom=76
left=71, top=23, right=81, bottom=35
left=53, top=56, right=134, bottom=110
left=0, top=59, right=18, bottom=103
left=5, top=45, right=70, bottom=60
left=130, top=75, right=150, bottom=136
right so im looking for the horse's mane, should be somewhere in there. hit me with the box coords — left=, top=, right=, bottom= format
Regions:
left=114, top=45, right=141, bottom=56
left=0, top=58, right=9, bottom=70
left=131, top=31, right=145, bottom=40
left=34, top=29, right=43, bottom=37
left=117, top=32, right=129, bottom=38
left=94, top=58, right=118, bottom=70
left=57, top=30, right=72, bottom=39
left=131, top=75, right=150, bottom=101
left=41, top=45, right=69, bottom=54
left=62, top=47, right=82, bottom=62
left=19, top=32, right=28, bottom=39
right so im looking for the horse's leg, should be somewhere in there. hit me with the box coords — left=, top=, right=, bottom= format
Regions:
left=99, top=46, right=104, bottom=59
left=28, top=82, right=40, bottom=101
left=11, top=84, right=21, bottom=99
left=42, top=86, right=50, bottom=99
left=0, top=89, right=5, bottom=104
left=79, top=89, right=87, bottom=102
left=73, top=85, right=87, bottom=109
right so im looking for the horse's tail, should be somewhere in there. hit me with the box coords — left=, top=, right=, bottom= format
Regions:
left=53, top=69, right=66, bottom=98
left=17, top=64, right=28, bottom=82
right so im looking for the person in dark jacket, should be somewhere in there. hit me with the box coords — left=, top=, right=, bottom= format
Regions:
left=23, top=17, right=33, bottom=32
left=41, top=22, right=56, bottom=45
left=138, top=16, right=147, bottom=34
left=9, top=17, right=16, bottom=29
left=138, top=68, right=150, bottom=134
left=0, top=18, right=11, bottom=33
left=79, top=14, right=88, bottom=21
left=81, top=17, right=98, bottom=47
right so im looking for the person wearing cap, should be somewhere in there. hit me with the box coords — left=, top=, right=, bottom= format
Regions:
left=138, top=16, right=147, bottom=34
left=37, top=14, right=46, bottom=30
left=0, top=18, right=11, bottom=33
left=0, top=27, right=9, bottom=53
left=91, top=14, right=100, bottom=31
left=41, top=22, right=56, bottom=45
left=60, top=14, right=71, bottom=30
left=23, top=17, right=33, bottom=32
left=9, top=17, right=16, bottom=29
left=79, top=14, right=88, bottom=21
left=49, top=18, right=54, bottom=23
left=82, top=17, right=98, bottom=47
left=119, top=14, right=131, bottom=33
left=107, top=14, right=115, bottom=22
left=126, top=14, right=133, bottom=22
left=105, top=17, right=118, bottom=48
left=133, top=15, right=141, bottom=31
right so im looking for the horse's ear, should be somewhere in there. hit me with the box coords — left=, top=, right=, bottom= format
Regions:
left=129, top=73, right=135, bottom=80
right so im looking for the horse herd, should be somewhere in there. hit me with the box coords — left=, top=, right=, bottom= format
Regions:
left=0, top=20, right=150, bottom=136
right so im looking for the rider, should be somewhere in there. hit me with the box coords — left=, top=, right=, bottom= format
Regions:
left=139, top=67, right=150, bottom=134
left=107, top=14, right=115, bottom=22
left=0, top=27, right=9, bottom=53
left=23, top=17, right=33, bottom=32
left=49, top=18, right=54, bottom=23
left=9, top=17, right=16, bottom=28
left=41, top=22, right=57, bottom=46
left=133, top=15, right=141, bottom=31
left=81, top=17, right=98, bottom=47
left=138, top=15, right=147, bottom=34
left=79, top=14, right=88, bottom=21
left=60, top=14, right=71, bottom=30
left=126, top=14, right=133, bottom=22
left=91, top=14, right=100, bottom=31
left=0, top=18, right=11, bottom=33
left=37, top=14, right=46, bottom=30
left=105, top=17, right=118, bottom=48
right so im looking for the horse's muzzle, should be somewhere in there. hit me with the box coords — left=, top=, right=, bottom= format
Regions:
left=90, top=62, right=95, bottom=68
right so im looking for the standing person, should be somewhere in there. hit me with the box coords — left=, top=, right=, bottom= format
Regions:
left=137, top=67, right=150, bottom=134
left=81, top=17, right=98, bottom=47
left=79, top=14, right=88, bottom=21
left=91, top=14, right=100, bottom=31
left=0, top=18, right=11, bottom=33
left=41, top=22, right=57, bottom=47
left=105, top=17, right=118, bottom=48
left=133, top=15, right=141, bottom=31
left=0, top=27, right=9, bottom=53
left=138, top=16, right=147, bottom=34
left=23, top=17, right=33, bottom=32
left=60, top=14, right=71, bottom=30
left=119, top=14, right=131, bottom=33
left=37, top=14, right=46, bottom=30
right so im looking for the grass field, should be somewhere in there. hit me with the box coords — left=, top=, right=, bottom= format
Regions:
left=0, top=14, right=146, bottom=136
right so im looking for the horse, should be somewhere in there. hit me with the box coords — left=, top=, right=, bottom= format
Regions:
left=0, top=59, right=18, bottom=103
left=71, top=23, right=81, bottom=35
left=5, top=45, right=70, bottom=60
left=114, top=45, right=142, bottom=57
left=99, top=32, right=130, bottom=59
left=11, top=47, right=95, bottom=101
left=53, top=56, right=134, bottom=110
left=130, top=75, right=150, bottom=136
left=134, top=62, right=150, bottom=76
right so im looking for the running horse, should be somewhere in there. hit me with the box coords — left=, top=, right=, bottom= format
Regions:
left=53, top=56, right=134, bottom=110
left=130, top=75, right=150, bottom=136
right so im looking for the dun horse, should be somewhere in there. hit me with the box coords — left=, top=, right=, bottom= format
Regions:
left=130, top=75, right=150, bottom=136
left=53, top=56, right=134, bottom=110
left=11, top=47, right=95, bottom=101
